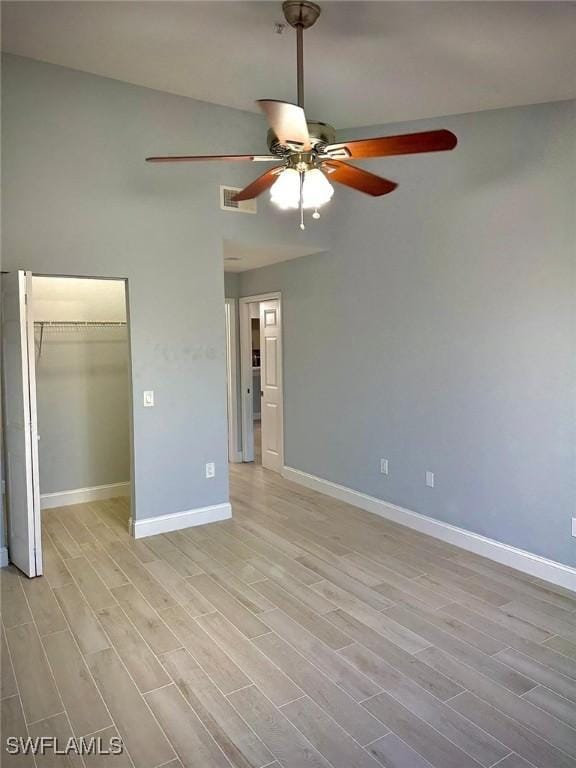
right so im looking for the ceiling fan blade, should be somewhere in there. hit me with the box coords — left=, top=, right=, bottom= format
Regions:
left=325, top=129, right=457, bottom=160
left=232, top=166, right=284, bottom=202
left=257, top=100, right=311, bottom=150
left=323, top=161, right=397, bottom=196
left=146, top=154, right=277, bottom=163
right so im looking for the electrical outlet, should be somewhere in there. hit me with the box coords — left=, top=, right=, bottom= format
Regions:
left=205, top=462, right=215, bottom=479
left=426, top=471, right=435, bottom=488
left=572, top=517, right=576, bottom=538
left=380, top=459, right=389, bottom=476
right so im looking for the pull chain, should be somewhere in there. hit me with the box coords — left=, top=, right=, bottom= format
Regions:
left=299, top=170, right=305, bottom=230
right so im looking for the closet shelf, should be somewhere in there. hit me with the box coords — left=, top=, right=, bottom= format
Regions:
left=34, top=320, right=127, bottom=358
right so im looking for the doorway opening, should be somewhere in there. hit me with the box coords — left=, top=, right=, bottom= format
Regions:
left=224, top=298, right=241, bottom=464
left=1, top=271, right=133, bottom=577
left=239, top=293, right=284, bottom=472
left=250, top=302, right=262, bottom=464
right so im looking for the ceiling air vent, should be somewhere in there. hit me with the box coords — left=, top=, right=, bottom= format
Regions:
left=220, top=186, right=257, bottom=215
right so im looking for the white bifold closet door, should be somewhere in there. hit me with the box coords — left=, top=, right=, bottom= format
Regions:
left=259, top=299, right=283, bottom=472
left=1, top=270, right=42, bottom=576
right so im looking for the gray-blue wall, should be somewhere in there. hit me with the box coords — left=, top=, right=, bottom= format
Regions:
left=224, top=272, right=240, bottom=298
left=36, top=326, right=131, bottom=495
left=240, top=99, right=576, bottom=567
left=1, top=54, right=329, bottom=525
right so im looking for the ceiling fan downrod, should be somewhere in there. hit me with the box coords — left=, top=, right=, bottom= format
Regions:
left=282, top=1, right=321, bottom=108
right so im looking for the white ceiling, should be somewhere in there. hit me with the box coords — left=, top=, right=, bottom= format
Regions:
left=3, top=2, right=575, bottom=129
left=223, top=239, right=325, bottom=272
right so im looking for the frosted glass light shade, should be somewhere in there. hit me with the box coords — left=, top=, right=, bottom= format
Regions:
left=302, top=168, right=334, bottom=209
left=270, top=168, right=300, bottom=209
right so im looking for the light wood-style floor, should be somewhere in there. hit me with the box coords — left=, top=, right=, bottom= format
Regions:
left=254, top=420, right=262, bottom=466
left=2, top=463, right=576, bottom=768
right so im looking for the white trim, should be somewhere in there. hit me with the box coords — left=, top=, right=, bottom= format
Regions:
left=40, top=481, right=130, bottom=510
left=0, top=547, right=9, bottom=568
left=240, top=292, right=282, bottom=304
left=130, top=502, right=231, bottom=539
left=282, top=466, right=576, bottom=593
left=25, top=271, right=42, bottom=575
left=225, top=299, right=241, bottom=463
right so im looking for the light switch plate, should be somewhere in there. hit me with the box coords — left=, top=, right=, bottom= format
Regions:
left=380, top=459, right=389, bottom=476
left=572, top=517, right=576, bottom=538
left=206, top=462, right=215, bottom=479
left=426, top=471, right=435, bottom=488
left=143, top=391, right=154, bottom=407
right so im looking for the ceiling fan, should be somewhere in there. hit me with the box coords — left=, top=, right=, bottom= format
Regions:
left=146, top=1, right=457, bottom=229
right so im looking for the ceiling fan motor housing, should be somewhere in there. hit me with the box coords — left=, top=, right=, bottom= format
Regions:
left=267, top=121, right=336, bottom=155
left=282, top=1, right=321, bottom=29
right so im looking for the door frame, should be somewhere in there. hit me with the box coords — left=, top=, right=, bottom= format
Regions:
left=224, top=298, right=242, bottom=463
left=32, top=273, right=136, bottom=519
left=239, top=292, right=284, bottom=468
left=26, top=272, right=42, bottom=571
left=1, top=270, right=42, bottom=575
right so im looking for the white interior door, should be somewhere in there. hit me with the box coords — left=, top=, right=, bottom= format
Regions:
left=259, top=299, right=283, bottom=472
left=1, top=271, right=42, bottom=576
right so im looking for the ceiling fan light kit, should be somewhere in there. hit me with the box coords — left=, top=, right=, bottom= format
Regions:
left=270, top=167, right=334, bottom=211
left=146, top=1, right=458, bottom=230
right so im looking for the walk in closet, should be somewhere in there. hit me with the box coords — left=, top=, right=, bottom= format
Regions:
left=33, top=276, right=131, bottom=509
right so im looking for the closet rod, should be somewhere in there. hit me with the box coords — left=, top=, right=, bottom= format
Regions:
left=34, top=321, right=127, bottom=327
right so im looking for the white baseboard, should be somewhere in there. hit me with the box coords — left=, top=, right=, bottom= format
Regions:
left=41, top=482, right=130, bottom=510
left=130, top=502, right=231, bottom=539
left=0, top=547, right=8, bottom=568
left=282, top=466, right=576, bottom=593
